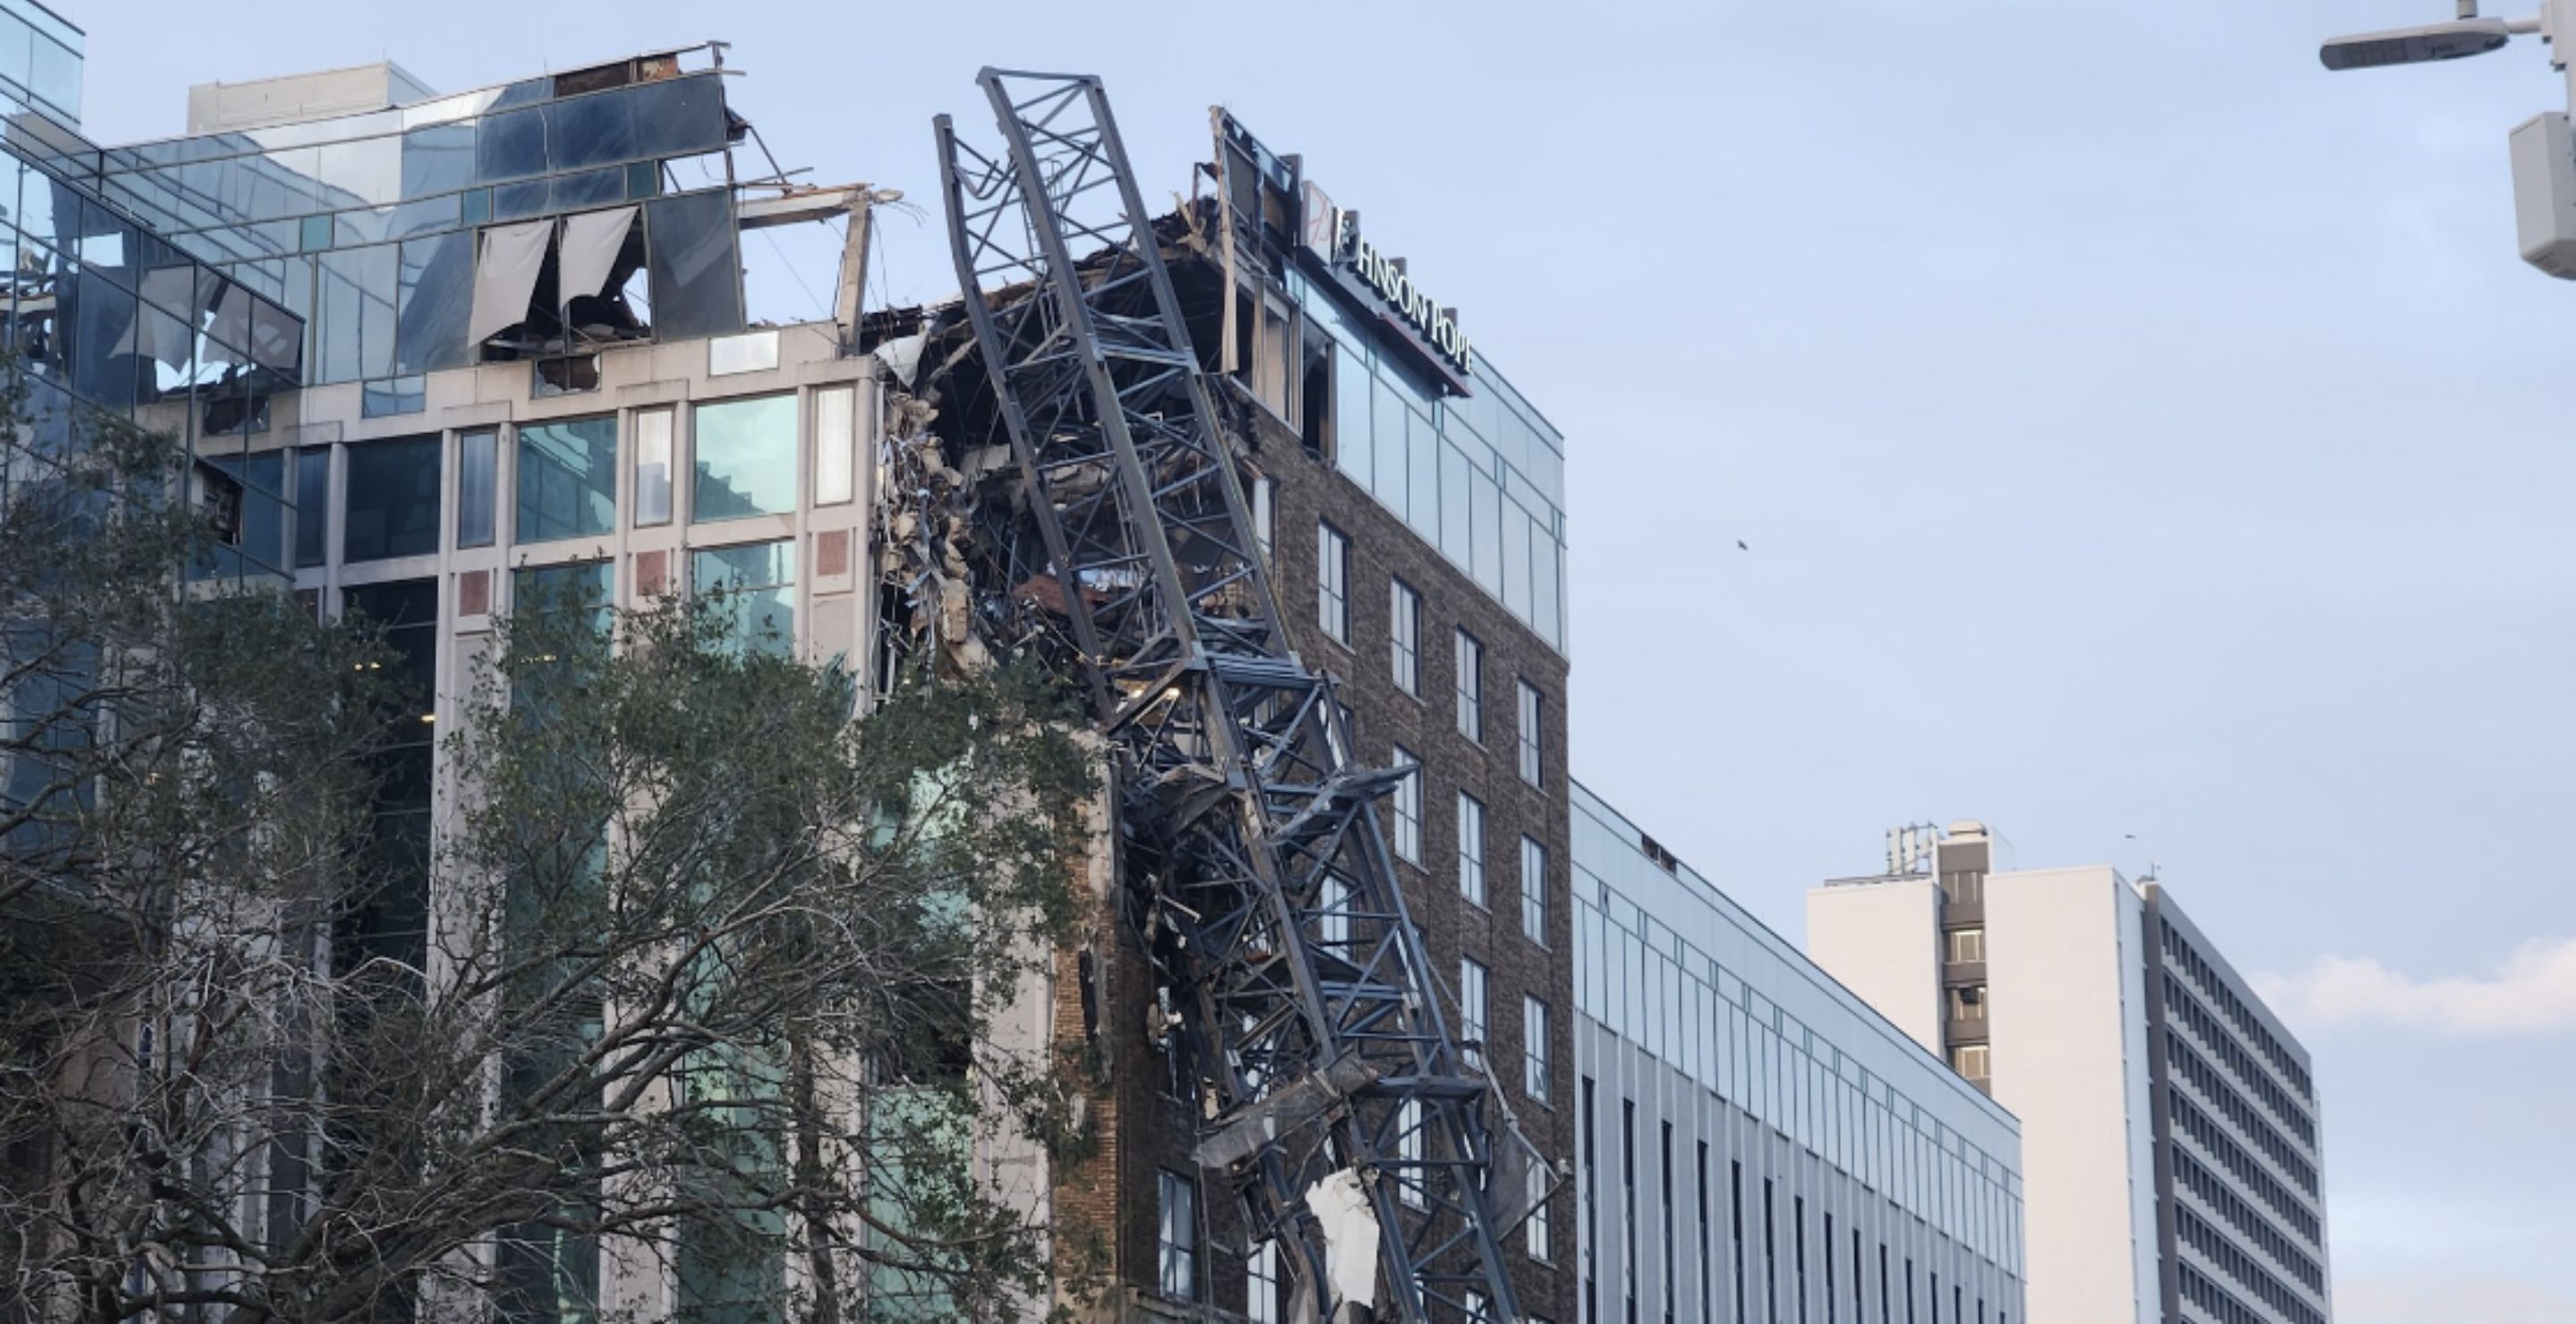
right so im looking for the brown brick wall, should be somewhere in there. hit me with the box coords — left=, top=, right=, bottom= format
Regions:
left=1249, top=396, right=1577, bottom=1322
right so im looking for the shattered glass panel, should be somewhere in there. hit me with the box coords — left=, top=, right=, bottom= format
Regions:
left=644, top=190, right=741, bottom=341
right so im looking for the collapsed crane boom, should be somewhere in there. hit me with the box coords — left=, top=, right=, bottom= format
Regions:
left=932, top=68, right=1530, bottom=1321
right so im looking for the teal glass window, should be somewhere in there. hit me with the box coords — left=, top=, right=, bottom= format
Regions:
left=456, top=429, right=496, bottom=549
left=513, top=560, right=614, bottom=639
left=691, top=395, right=796, bottom=522
left=515, top=416, right=617, bottom=543
left=691, top=540, right=794, bottom=657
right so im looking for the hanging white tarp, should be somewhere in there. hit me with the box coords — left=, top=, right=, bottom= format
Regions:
left=555, top=206, right=639, bottom=311
left=1304, top=1167, right=1381, bottom=1316
left=468, top=219, right=553, bottom=345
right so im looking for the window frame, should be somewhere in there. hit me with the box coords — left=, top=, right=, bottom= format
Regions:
left=1454, top=628, right=1483, bottom=743
left=1460, top=955, right=1488, bottom=1066
left=1317, top=519, right=1349, bottom=645
left=1518, top=679, right=1545, bottom=788
left=1392, top=745, right=1422, bottom=865
left=1947, top=928, right=1986, bottom=964
left=1156, top=1168, right=1199, bottom=1302
left=1525, top=994, right=1551, bottom=1103
left=1457, top=791, right=1487, bottom=909
left=1521, top=834, right=1548, bottom=946
left=1390, top=576, right=1419, bottom=696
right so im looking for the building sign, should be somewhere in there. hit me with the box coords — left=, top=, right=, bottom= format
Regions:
left=1301, top=181, right=1474, bottom=378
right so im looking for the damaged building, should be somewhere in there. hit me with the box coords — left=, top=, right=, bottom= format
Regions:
left=1, top=6, right=2029, bottom=1318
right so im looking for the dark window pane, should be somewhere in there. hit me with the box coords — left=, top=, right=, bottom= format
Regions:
left=645, top=190, right=742, bottom=340
left=691, top=394, right=795, bottom=522
left=401, top=123, right=474, bottom=199
left=516, top=416, right=617, bottom=543
left=343, top=434, right=443, bottom=562
left=546, top=90, right=635, bottom=171
left=294, top=448, right=329, bottom=567
left=394, top=229, right=472, bottom=374
left=476, top=106, right=547, bottom=183
left=512, top=560, right=613, bottom=638
left=491, top=180, right=550, bottom=223
left=71, top=266, right=138, bottom=409
left=549, top=166, right=623, bottom=211
left=631, top=74, right=727, bottom=157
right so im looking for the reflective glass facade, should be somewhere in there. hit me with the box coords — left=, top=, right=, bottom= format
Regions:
left=1292, top=268, right=1569, bottom=652
left=0, top=0, right=304, bottom=584
left=1572, top=783, right=2024, bottom=1322
left=0, top=0, right=79, bottom=128
left=50, top=51, right=743, bottom=389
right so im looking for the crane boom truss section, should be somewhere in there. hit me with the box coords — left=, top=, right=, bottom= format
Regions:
left=932, top=68, right=1530, bottom=1322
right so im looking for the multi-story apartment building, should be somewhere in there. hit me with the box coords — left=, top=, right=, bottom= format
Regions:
left=891, top=112, right=1582, bottom=1321
left=1574, top=793, right=2026, bottom=1324
left=1809, top=824, right=2332, bottom=1324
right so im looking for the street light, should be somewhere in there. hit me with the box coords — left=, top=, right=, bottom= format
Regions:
left=2319, top=17, right=2517, bottom=71
left=2321, top=1, right=2576, bottom=276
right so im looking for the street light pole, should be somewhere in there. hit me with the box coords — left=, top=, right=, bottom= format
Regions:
left=2323, top=1, right=2576, bottom=276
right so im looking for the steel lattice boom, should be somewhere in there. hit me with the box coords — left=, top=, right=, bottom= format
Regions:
left=934, top=69, right=1531, bottom=1322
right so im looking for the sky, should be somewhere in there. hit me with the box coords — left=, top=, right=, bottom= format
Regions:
left=53, top=0, right=2576, bottom=1315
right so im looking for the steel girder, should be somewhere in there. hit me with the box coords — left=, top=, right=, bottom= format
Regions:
left=933, top=69, right=1528, bottom=1323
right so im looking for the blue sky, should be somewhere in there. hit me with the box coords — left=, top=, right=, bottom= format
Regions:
left=59, top=0, right=2575, bottom=1315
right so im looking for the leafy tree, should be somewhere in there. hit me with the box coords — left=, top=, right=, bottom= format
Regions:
left=2, top=382, right=1097, bottom=1323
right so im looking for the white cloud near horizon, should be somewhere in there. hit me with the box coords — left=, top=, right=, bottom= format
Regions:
left=2254, top=936, right=2576, bottom=1036
left=2337, top=1273, right=2576, bottom=1324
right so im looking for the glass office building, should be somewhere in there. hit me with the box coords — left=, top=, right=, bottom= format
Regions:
left=1572, top=783, right=2025, bottom=1324
left=30, top=46, right=745, bottom=408
left=1292, top=258, right=1569, bottom=655
left=0, top=0, right=304, bottom=583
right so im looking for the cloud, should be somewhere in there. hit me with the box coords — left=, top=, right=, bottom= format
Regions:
left=2336, top=1273, right=2576, bottom=1324
left=2253, top=936, right=2576, bottom=1036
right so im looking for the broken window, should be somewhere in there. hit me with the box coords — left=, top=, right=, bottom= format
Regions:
left=645, top=190, right=743, bottom=341
left=1301, top=320, right=1335, bottom=461
left=468, top=206, right=654, bottom=363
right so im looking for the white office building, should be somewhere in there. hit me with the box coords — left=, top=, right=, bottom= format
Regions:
left=1575, top=790, right=2028, bottom=1324
left=1808, top=824, right=2331, bottom=1324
